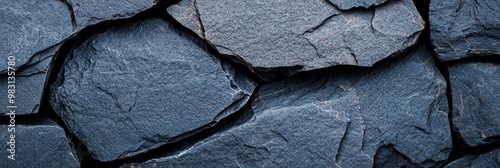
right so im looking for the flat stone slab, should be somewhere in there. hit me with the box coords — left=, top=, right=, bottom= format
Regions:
left=0, top=0, right=73, bottom=73
left=123, top=45, right=451, bottom=167
left=430, top=0, right=500, bottom=60
left=50, top=18, right=256, bottom=161
left=444, top=148, right=500, bottom=168
left=68, top=0, right=154, bottom=30
left=168, top=0, right=424, bottom=73
left=449, top=61, right=500, bottom=147
left=0, top=121, right=80, bottom=167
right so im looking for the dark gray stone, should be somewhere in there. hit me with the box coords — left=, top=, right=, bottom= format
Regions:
left=123, top=45, right=451, bottom=167
left=68, top=0, right=153, bottom=30
left=0, top=45, right=58, bottom=115
left=0, top=121, right=80, bottom=167
left=449, top=62, right=500, bottom=147
left=50, top=18, right=256, bottom=161
left=168, top=0, right=423, bottom=73
left=328, top=0, right=389, bottom=10
left=0, top=0, right=73, bottom=73
left=430, top=0, right=500, bottom=61
left=444, top=149, right=500, bottom=168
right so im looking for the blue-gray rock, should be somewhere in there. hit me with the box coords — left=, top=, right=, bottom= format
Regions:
left=123, top=45, right=451, bottom=167
left=68, top=0, right=154, bottom=30
left=0, top=0, right=73, bottom=74
left=430, top=0, right=500, bottom=61
left=0, top=45, right=58, bottom=115
left=328, top=0, right=389, bottom=10
left=449, top=62, right=500, bottom=147
left=444, top=149, right=500, bottom=168
left=49, top=18, right=256, bottom=161
left=0, top=121, right=80, bottom=167
left=168, top=0, right=424, bottom=72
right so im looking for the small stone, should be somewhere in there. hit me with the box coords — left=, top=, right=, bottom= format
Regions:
left=449, top=61, right=500, bottom=147
left=123, top=45, right=451, bottom=167
left=430, top=0, right=500, bottom=60
left=50, top=18, right=256, bottom=161
left=0, top=45, right=58, bottom=115
left=328, top=0, right=389, bottom=10
left=0, top=121, right=80, bottom=167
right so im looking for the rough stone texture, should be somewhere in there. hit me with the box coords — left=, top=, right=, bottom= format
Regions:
left=0, top=121, right=80, bottom=167
left=328, top=0, right=389, bottom=10
left=0, top=45, right=58, bottom=115
left=123, top=45, right=452, bottom=167
left=168, top=0, right=424, bottom=72
left=449, top=62, right=500, bottom=147
left=68, top=0, right=154, bottom=30
left=444, top=149, right=500, bottom=168
left=49, top=18, right=256, bottom=161
left=430, top=0, right=500, bottom=61
left=0, top=0, right=73, bottom=73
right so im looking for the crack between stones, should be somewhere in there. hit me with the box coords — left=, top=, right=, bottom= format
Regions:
left=59, top=0, right=77, bottom=31
left=192, top=0, right=206, bottom=39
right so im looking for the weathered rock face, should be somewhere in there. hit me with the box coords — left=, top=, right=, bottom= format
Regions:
left=123, top=45, right=452, bottom=167
left=49, top=18, right=256, bottom=161
left=0, top=0, right=73, bottom=73
left=168, top=0, right=424, bottom=72
left=0, top=46, right=58, bottom=115
left=449, top=62, right=500, bottom=147
left=430, top=0, right=500, bottom=61
left=328, top=0, right=389, bottom=10
left=0, top=121, right=80, bottom=167
left=444, top=149, right=500, bottom=168
left=68, top=0, right=154, bottom=30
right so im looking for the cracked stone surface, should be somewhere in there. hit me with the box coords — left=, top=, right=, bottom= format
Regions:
left=0, top=0, right=73, bottom=74
left=444, top=148, right=500, bottom=168
left=0, top=121, right=80, bottom=167
left=49, top=18, right=256, bottom=161
left=0, top=45, right=58, bottom=115
left=430, top=0, right=500, bottom=61
left=328, top=0, right=389, bottom=10
left=68, top=0, right=154, bottom=30
left=168, top=0, right=424, bottom=73
left=123, top=45, right=451, bottom=167
left=449, top=61, right=500, bottom=147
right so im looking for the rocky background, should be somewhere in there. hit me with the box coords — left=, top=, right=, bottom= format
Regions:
left=0, top=0, right=499, bottom=167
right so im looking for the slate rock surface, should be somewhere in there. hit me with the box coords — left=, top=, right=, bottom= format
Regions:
left=0, top=45, right=59, bottom=115
left=449, top=61, right=500, bottom=147
left=328, top=0, right=389, bottom=10
left=68, top=0, right=154, bottom=30
left=123, top=45, right=451, bottom=167
left=50, top=18, right=256, bottom=161
left=444, top=148, right=500, bottom=168
left=0, top=0, right=73, bottom=73
left=168, top=0, right=424, bottom=72
left=0, top=121, right=80, bottom=167
left=430, top=0, right=500, bottom=61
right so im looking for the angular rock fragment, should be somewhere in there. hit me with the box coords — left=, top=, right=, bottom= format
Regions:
left=50, top=18, right=256, bottom=161
left=449, top=62, right=500, bottom=147
left=0, top=45, right=58, bottom=115
left=0, top=0, right=73, bottom=73
left=123, top=45, right=451, bottom=167
left=328, top=0, right=389, bottom=10
left=168, top=0, right=424, bottom=73
left=68, top=0, right=154, bottom=30
left=0, top=121, right=80, bottom=167
left=430, top=0, right=500, bottom=60
left=444, top=149, right=500, bottom=168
